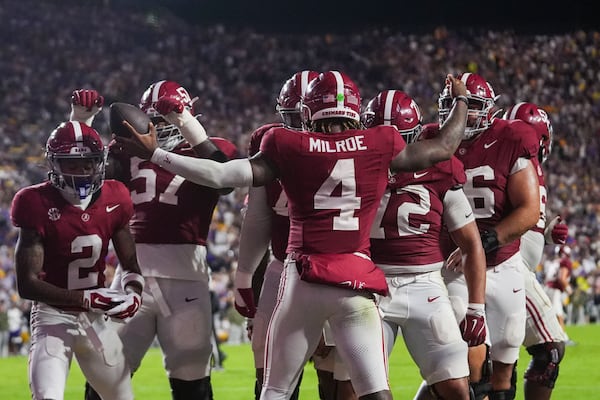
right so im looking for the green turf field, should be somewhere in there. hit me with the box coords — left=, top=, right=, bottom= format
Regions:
left=0, top=324, right=598, bottom=399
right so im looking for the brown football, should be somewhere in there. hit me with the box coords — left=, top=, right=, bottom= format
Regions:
left=109, top=102, right=150, bottom=137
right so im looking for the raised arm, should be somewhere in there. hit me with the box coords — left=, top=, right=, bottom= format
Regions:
left=390, top=74, right=468, bottom=173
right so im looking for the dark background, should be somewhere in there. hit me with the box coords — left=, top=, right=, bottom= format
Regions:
left=120, top=0, right=595, bottom=33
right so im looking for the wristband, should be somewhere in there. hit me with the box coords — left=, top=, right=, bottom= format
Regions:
left=121, top=271, right=145, bottom=292
left=480, top=229, right=500, bottom=253
left=453, top=95, right=469, bottom=107
left=466, top=303, right=485, bottom=316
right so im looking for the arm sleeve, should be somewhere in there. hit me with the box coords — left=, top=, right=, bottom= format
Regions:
left=151, top=148, right=253, bottom=188
left=443, top=188, right=476, bottom=232
left=237, top=186, right=273, bottom=275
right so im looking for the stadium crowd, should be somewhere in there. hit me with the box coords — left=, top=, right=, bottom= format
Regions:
left=1, top=0, right=600, bottom=357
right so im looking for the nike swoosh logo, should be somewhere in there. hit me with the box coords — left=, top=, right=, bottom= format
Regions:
left=512, top=288, right=522, bottom=293
left=414, top=171, right=429, bottom=179
left=427, top=296, right=440, bottom=302
left=106, top=204, right=120, bottom=213
left=465, top=212, right=473, bottom=218
left=484, top=140, right=498, bottom=149
left=185, top=297, right=198, bottom=302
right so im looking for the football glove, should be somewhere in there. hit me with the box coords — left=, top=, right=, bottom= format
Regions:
left=545, top=216, right=568, bottom=245
left=155, top=95, right=207, bottom=146
left=105, top=288, right=142, bottom=320
left=460, top=303, right=487, bottom=347
left=233, top=270, right=256, bottom=318
left=70, top=89, right=104, bottom=126
left=82, top=288, right=124, bottom=313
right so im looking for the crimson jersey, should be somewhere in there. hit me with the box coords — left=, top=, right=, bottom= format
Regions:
left=260, top=126, right=405, bottom=255
left=112, top=138, right=238, bottom=245
left=249, top=123, right=289, bottom=262
left=425, top=119, right=539, bottom=266
left=370, top=157, right=466, bottom=267
left=10, top=180, right=133, bottom=293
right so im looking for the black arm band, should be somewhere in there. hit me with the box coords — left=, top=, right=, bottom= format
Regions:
left=480, top=229, right=500, bottom=254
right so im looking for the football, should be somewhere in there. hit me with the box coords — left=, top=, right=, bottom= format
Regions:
left=109, top=102, right=151, bottom=137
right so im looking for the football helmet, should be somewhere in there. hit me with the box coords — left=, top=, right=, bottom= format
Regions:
left=301, top=71, right=361, bottom=127
left=139, top=80, right=195, bottom=150
left=46, top=121, right=106, bottom=201
left=438, top=72, right=500, bottom=139
left=362, top=90, right=423, bottom=144
left=276, top=70, right=320, bottom=129
left=503, top=102, right=553, bottom=164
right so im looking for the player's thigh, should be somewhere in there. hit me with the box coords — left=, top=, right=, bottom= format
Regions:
left=442, top=268, right=469, bottom=322
left=117, top=290, right=160, bottom=372
left=401, top=272, right=469, bottom=384
left=77, top=316, right=134, bottom=400
left=157, top=278, right=213, bottom=379
left=28, top=323, right=74, bottom=400
left=252, top=259, right=284, bottom=368
left=329, top=292, right=389, bottom=397
left=263, top=261, right=331, bottom=393
left=486, top=258, right=526, bottom=363
left=523, top=269, right=567, bottom=346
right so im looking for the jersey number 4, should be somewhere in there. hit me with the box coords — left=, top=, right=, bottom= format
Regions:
left=314, top=159, right=360, bottom=231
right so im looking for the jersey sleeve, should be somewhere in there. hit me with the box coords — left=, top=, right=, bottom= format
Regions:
left=10, top=188, right=41, bottom=231
left=443, top=188, right=475, bottom=232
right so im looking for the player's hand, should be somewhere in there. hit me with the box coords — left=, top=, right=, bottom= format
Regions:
left=72, top=89, right=104, bottom=110
left=446, top=74, right=467, bottom=98
left=105, top=289, right=141, bottom=320
left=112, top=121, right=158, bottom=160
left=70, top=89, right=104, bottom=126
left=460, top=303, right=487, bottom=347
left=155, top=95, right=186, bottom=116
left=444, top=247, right=463, bottom=272
left=234, top=288, right=256, bottom=318
left=545, top=216, right=568, bottom=245
left=82, top=288, right=124, bottom=313
left=233, top=270, right=256, bottom=318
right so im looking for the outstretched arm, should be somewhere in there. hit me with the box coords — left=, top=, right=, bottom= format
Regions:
left=390, top=74, right=468, bottom=172
left=113, top=121, right=275, bottom=188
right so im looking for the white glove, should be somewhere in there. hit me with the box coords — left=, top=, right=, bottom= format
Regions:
left=82, top=288, right=125, bottom=313
left=105, top=288, right=142, bottom=320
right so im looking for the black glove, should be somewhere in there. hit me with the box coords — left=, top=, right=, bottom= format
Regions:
left=480, top=229, right=499, bottom=253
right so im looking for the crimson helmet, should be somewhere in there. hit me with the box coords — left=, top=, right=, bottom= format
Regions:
left=276, top=70, right=320, bottom=129
left=362, top=90, right=423, bottom=143
left=46, top=121, right=106, bottom=201
left=139, top=80, right=195, bottom=150
left=439, top=72, right=500, bottom=139
left=503, top=102, right=553, bottom=164
left=301, top=71, right=361, bottom=128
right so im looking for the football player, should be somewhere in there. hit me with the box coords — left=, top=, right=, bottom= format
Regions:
left=237, top=70, right=331, bottom=399
left=12, top=120, right=144, bottom=400
left=432, top=73, right=541, bottom=400
left=76, top=83, right=237, bottom=400
left=364, top=90, right=487, bottom=400
left=114, top=71, right=469, bottom=400
left=504, top=102, right=569, bottom=400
